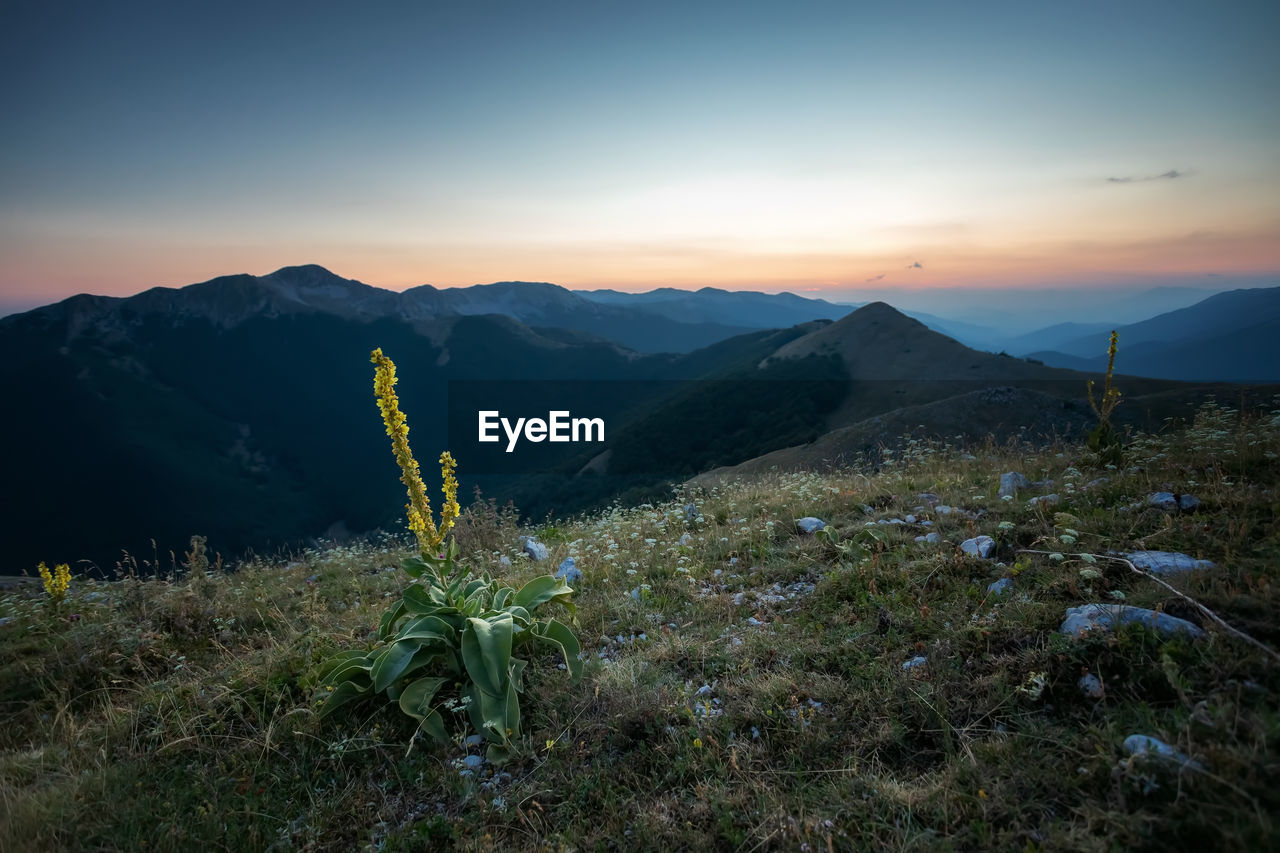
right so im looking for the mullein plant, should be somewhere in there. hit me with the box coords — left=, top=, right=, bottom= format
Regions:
left=1086, top=331, right=1124, bottom=465
left=317, top=348, right=582, bottom=762
left=36, top=561, right=71, bottom=609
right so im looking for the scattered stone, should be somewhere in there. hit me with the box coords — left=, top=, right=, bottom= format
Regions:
left=465, top=734, right=485, bottom=748
left=917, top=493, right=941, bottom=507
left=554, top=557, right=582, bottom=583
left=1122, top=550, right=1215, bottom=575
left=796, top=517, right=826, bottom=534
left=1027, top=494, right=1060, bottom=508
left=1078, top=673, right=1105, bottom=699
left=694, top=684, right=713, bottom=697
left=522, top=539, right=549, bottom=561
left=987, top=577, right=1013, bottom=596
left=1148, top=492, right=1178, bottom=511
left=999, top=472, right=1031, bottom=498
left=684, top=503, right=698, bottom=520
left=499, top=555, right=512, bottom=568
left=678, top=533, right=692, bottom=546
left=1123, top=734, right=1205, bottom=771
left=935, top=505, right=953, bottom=515
left=461, top=754, right=485, bottom=770
left=0, top=617, right=13, bottom=629
left=902, top=656, right=928, bottom=671
left=1178, top=494, right=1202, bottom=512
left=1060, top=604, right=1205, bottom=639
left=961, top=535, right=996, bottom=559
left=82, top=591, right=107, bottom=604
left=914, top=532, right=941, bottom=544
left=904, top=514, right=917, bottom=524
left=1084, top=477, right=1109, bottom=490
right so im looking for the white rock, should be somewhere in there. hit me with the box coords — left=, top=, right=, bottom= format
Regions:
left=902, top=656, right=928, bottom=671
left=796, top=517, right=826, bottom=533
left=1123, top=550, right=1215, bottom=575
left=961, top=535, right=996, bottom=559
left=1060, top=604, right=1205, bottom=639
left=522, top=539, right=549, bottom=561
left=998, top=472, right=1031, bottom=498
left=1148, top=492, right=1179, bottom=511
left=1123, top=734, right=1205, bottom=771
left=1078, top=673, right=1104, bottom=698
left=1027, top=494, right=1060, bottom=508
left=554, top=557, right=582, bottom=583
left=914, top=532, right=941, bottom=544
left=987, top=577, right=1012, bottom=595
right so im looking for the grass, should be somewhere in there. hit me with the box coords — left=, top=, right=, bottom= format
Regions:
left=2, top=401, right=1278, bottom=851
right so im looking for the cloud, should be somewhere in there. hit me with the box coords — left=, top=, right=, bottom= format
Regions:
left=864, top=273, right=886, bottom=283
left=906, top=261, right=922, bottom=269
left=1106, top=169, right=1186, bottom=184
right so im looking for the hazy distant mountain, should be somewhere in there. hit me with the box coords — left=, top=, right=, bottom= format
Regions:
left=1003, top=321, right=1113, bottom=356
left=1027, top=287, right=1280, bottom=381
left=578, top=286, right=852, bottom=328
left=0, top=267, right=1220, bottom=574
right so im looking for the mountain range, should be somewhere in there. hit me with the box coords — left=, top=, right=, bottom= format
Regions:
left=1, top=265, right=1270, bottom=576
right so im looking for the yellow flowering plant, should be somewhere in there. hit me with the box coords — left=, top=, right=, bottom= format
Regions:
left=317, top=348, right=582, bottom=763
left=1086, top=330, right=1123, bottom=464
left=37, top=561, right=71, bottom=607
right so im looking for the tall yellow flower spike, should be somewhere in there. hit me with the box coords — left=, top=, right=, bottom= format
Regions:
left=370, top=348, right=458, bottom=554
left=37, top=561, right=71, bottom=604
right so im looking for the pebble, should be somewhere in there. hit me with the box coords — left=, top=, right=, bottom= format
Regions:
left=1123, top=734, right=1205, bottom=771
left=902, top=656, right=928, bottom=671
left=796, top=517, right=826, bottom=533
left=961, top=535, right=996, bottom=559
left=914, top=532, right=941, bottom=544
left=987, top=577, right=1013, bottom=595
left=1078, top=673, right=1104, bottom=698
left=522, top=539, right=549, bottom=561
left=1027, top=494, right=1060, bottom=508
left=999, top=472, right=1031, bottom=498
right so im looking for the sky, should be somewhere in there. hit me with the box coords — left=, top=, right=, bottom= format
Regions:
left=1, top=0, right=1277, bottom=314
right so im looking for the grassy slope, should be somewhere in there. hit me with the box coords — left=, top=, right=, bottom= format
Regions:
left=2, top=403, right=1278, bottom=851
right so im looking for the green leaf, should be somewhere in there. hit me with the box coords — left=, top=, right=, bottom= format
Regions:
left=316, top=649, right=370, bottom=680
left=492, top=587, right=516, bottom=610
left=508, top=657, right=528, bottom=694
left=418, top=708, right=448, bottom=743
left=503, top=605, right=532, bottom=627
left=398, top=675, right=449, bottom=720
left=318, top=678, right=371, bottom=718
left=514, top=576, right=574, bottom=612
left=396, top=615, right=456, bottom=644
left=467, top=681, right=512, bottom=746
left=402, top=584, right=444, bottom=615
left=400, top=556, right=429, bottom=579
left=532, top=618, right=583, bottom=684
left=378, top=600, right=406, bottom=639
left=371, top=639, right=425, bottom=692
left=461, top=614, right=513, bottom=697
left=463, top=578, right=490, bottom=600
left=321, top=653, right=374, bottom=687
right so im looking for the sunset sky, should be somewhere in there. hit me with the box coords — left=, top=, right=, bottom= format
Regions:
left=1, top=0, right=1276, bottom=314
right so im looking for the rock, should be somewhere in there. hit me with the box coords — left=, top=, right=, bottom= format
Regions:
left=1122, top=734, right=1205, bottom=771
left=82, top=591, right=107, bottom=604
left=1148, top=492, right=1179, bottom=511
left=0, top=617, right=13, bottom=629
left=902, top=656, right=927, bottom=671
left=1122, top=550, right=1215, bottom=575
left=961, top=535, right=996, bottom=559
left=1060, top=604, right=1205, bottom=639
left=998, top=472, right=1031, bottom=498
left=914, top=532, right=941, bottom=544
left=1078, top=673, right=1104, bottom=698
left=465, top=734, right=485, bottom=748
left=554, top=557, right=582, bottom=583
left=904, top=514, right=916, bottom=524
left=1085, top=477, right=1109, bottom=489
left=987, top=577, right=1013, bottom=595
left=796, top=517, right=826, bottom=534
left=1178, top=494, right=1202, bottom=512
left=917, top=493, right=941, bottom=507
left=461, top=754, right=485, bottom=770
left=935, top=505, right=953, bottom=515
left=499, top=555, right=512, bottom=567
left=684, top=503, right=698, bottom=519
left=522, top=539, right=549, bottom=561
left=1027, top=494, right=1060, bottom=508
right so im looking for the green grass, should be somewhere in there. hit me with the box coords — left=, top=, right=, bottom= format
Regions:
left=3, top=401, right=1278, bottom=851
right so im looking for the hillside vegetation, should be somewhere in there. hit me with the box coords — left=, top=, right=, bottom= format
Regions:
left=2, top=403, right=1278, bottom=851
